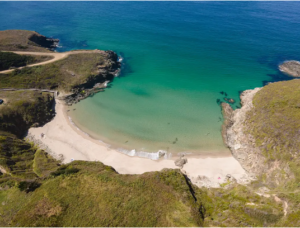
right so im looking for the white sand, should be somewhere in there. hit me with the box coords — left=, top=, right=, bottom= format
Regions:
left=28, top=100, right=249, bottom=187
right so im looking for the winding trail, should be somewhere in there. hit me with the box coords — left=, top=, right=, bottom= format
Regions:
left=0, top=50, right=106, bottom=74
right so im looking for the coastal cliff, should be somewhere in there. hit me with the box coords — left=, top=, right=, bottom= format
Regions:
left=222, top=88, right=265, bottom=177
left=223, top=80, right=300, bottom=190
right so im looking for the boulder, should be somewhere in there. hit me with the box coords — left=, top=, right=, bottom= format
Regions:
left=175, top=156, right=187, bottom=168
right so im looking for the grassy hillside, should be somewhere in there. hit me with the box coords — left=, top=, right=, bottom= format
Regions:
left=0, top=131, right=37, bottom=179
left=243, top=79, right=300, bottom=226
left=0, top=51, right=52, bottom=71
left=0, top=156, right=288, bottom=227
left=245, top=80, right=300, bottom=185
left=0, top=30, right=57, bottom=52
left=0, top=53, right=114, bottom=92
left=201, top=185, right=284, bottom=227
left=0, top=90, right=54, bottom=137
left=0, top=161, right=204, bottom=227
left=33, top=149, right=60, bottom=178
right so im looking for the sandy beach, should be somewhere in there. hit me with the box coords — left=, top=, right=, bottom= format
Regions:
left=28, top=99, right=250, bottom=188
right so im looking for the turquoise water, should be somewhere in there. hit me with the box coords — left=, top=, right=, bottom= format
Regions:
left=1, top=2, right=300, bottom=155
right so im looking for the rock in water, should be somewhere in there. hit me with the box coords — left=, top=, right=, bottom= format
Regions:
left=279, top=60, right=300, bottom=77
left=224, top=97, right=235, bottom=104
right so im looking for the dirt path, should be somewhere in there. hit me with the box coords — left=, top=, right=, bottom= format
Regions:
left=274, top=195, right=288, bottom=216
left=0, top=50, right=106, bottom=74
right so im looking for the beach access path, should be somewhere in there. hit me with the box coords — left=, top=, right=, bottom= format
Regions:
left=0, top=50, right=106, bottom=74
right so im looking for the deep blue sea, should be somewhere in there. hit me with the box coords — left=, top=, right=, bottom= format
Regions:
left=1, top=2, right=300, bottom=156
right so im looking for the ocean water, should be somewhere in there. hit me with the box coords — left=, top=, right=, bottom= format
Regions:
left=1, top=2, right=300, bottom=157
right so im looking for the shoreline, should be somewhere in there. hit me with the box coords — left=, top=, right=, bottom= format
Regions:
left=64, top=103, right=233, bottom=161
left=67, top=105, right=233, bottom=160
left=28, top=99, right=250, bottom=188
left=67, top=112, right=233, bottom=161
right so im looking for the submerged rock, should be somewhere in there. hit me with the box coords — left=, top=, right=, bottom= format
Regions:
left=224, top=97, right=235, bottom=104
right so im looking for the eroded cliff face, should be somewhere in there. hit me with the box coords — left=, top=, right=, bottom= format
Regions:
left=222, top=88, right=266, bottom=177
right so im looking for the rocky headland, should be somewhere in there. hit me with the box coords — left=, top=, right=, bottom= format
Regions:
left=222, top=80, right=300, bottom=188
left=0, top=30, right=59, bottom=52
left=0, top=30, right=122, bottom=106
left=61, top=50, right=121, bottom=105
left=279, top=60, right=300, bottom=77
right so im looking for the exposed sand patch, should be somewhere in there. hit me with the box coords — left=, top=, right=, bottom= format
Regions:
left=28, top=99, right=249, bottom=188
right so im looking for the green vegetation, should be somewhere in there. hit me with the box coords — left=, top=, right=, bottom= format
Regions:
left=0, top=161, right=204, bottom=227
left=33, top=150, right=60, bottom=178
left=0, top=30, right=55, bottom=52
left=244, top=79, right=300, bottom=226
left=246, top=80, right=300, bottom=185
left=0, top=90, right=54, bottom=137
left=0, top=51, right=53, bottom=71
left=0, top=131, right=36, bottom=179
left=0, top=156, right=288, bottom=227
left=0, top=51, right=35, bottom=71
left=0, top=53, right=109, bottom=92
left=199, top=185, right=284, bottom=227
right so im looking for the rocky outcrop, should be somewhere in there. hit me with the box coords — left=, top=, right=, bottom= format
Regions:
left=61, top=51, right=121, bottom=106
left=222, top=88, right=266, bottom=177
left=28, top=33, right=59, bottom=51
left=279, top=60, right=300, bottom=77
left=175, top=155, right=187, bottom=168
